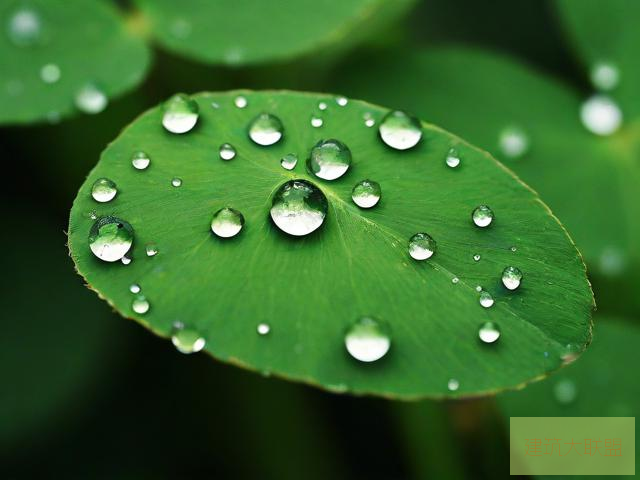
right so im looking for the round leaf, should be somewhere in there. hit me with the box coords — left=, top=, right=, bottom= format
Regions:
left=68, top=90, right=593, bottom=398
left=0, top=0, right=151, bottom=125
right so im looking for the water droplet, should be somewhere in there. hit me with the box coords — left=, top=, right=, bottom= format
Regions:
left=132, top=294, right=150, bottom=314
left=88, top=216, right=133, bottom=262
left=91, top=178, right=117, bottom=203
left=270, top=179, right=328, bottom=236
left=234, top=95, right=247, bottom=108
left=478, top=321, right=500, bottom=343
left=145, top=243, right=158, bottom=257
left=447, top=378, right=460, bottom=391
left=553, top=379, right=577, bottom=404
left=318, top=101, right=327, bottom=111
left=510, top=246, right=517, bottom=252
left=40, top=63, right=60, bottom=84
left=310, top=116, right=323, bottom=128
left=121, top=255, right=132, bottom=265
left=129, top=283, right=141, bottom=294
left=345, top=317, right=390, bottom=363
left=171, top=322, right=206, bottom=354
left=336, top=96, right=348, bottom=107
left=162, top=93, right=199, bottom=134
left=580, top=94, right=622, bottom=136
left=171, top=177, right=182, bottom=187
left=219, top=143, right=236, bottom=160
left=479, top=291, right=494, bottom=308
left=502, top=266, right=522, bottom=290
left=257, top=323, right=270, bottom=335
left=590, top=61, right=619, bottom=91
left=473, top=254, right=481, bottom=262
left=307, top=139, right=351, bottom=180
left=211, top=101, right=219, bottom=109
left=280, top=153, right=298, bottom=170
left=498, top=126, right=529, bottom=159
left=7, top=7, right=42, bottom=46
left=598, top=245, right=626, bottom=276
left=75, top=84, right=107, bottom=114
left=452, top=277, right=459, bottom=284
left=248, top=113, right=283, bottom=146
left=211, top=207, right=244, bottom=238
left=363, top=112, right=375, bottom=127
left=379, top=110, right=422, bottom=150
left=472, top=205, right=494, bottom=228
left=408, top=233, right=436, bottom=260
left=445, top=148, right=461, bottom=168
left=351, top=180, right=381, bottom=208
left=475, top=285, right=482, bottom=292
left=131, top=151, right=151, bottom=170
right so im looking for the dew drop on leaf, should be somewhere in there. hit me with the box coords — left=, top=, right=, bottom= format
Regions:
left=234, top=95, right=247, bottom=108
left=75, top=84, right=108, bottom=114
left=363, top=112, right=375, bottom=127
left=478, top=321, right=500, bottom=343
left=280, top=153, right=298, bottom=170
left=445, top=148, right=461, bottom=168
left=408, top=233, right=436, bottom=260
left=121, top=255, right=132, bottom=265
left=318, top=101, right=327, bottom=111
left=211, top=207, right=245, bottom=238
left=580, top=94, right=622, bottom=136
left=129, top=283, right=141, bottom=294
left=40, top=63, right=60, bottom=84
left=88, top=216, right=133, bottom=262
left=479, top=291, right=495, bottom=308
left=145, top=243, right=158, bottom=257
left=131, top=151, right=151, bottom=170
left=344, top=317, right=390, bottom=363
left=7, top=7, right=42, bottom=46
left=171, top=322, right=206, bottom=354
left=447, top=378, right=460, bottom=391
left=472, top=205, right=494, bottom=228
left=257, top=323, right=270, bottom=335
left=310, top=116, right=323, bottom=128
left=91, top=178, right=117, bottom=203
left=336, top=96, right=348, bottom=107
left=498, top=125, right=529, bottom=159
left=502, top=266, right=523, bottom=290
left=171, top=177, right=182, bottom=187
left=307, top=139, right=351, bottom=180
left=553, top=379, right=577, bottom=404
left=131, top=294, right=150, bottom=314
left=473, top=254, right=481, bottom=262
left=378, top=110, right=422, bottom=150
left=351, top=179, right=381, bottom=208
left=270, top=179, right=328, bottom=236
left=219, top=142, right=236, bottom=160
left=248, top=113, right=283, bottom=146
left=162, top=93, right=199, bottom=134
left=590, top=61, right=619, bottom=91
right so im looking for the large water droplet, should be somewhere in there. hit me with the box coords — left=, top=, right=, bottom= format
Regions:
left=379, top=110, right=422, bottom=150
left=478, top=321, right=500, bottom=343
left=88, top=216, right=133, bottom=262
left=408, top=233, right=436, bottom=260
left=211, top=207, right=244, bottom=238
left=445, top=148, right=461, bottom=168
left=171, top=322, right=206, bottom=354
left=280, top=153, right=298, bottom=170
left=502, top=266, right=522, bottom=290
left=553, top=379, right=577, bottom=404
left=162, top=93, right=199, bottom=134
left=345, top=317, right=390, bottom=362
left=590, top=61, right=619, bottom=91
left=580, top=94, right=622, bottom=136
left=91, top=178, right=117, bottom=203
left=75, top=84, right=107, bottom=114
left=351, top=180, right=381, bottom=208
left=479, top=291, right=494, bottom=308
left=131, top=151, right=151, bottom=170
left=248, top=113, right=284, bottom=146
left=498, top=126, right=529, bottom=159
left=307, top=139, right=351, bottom=180
left=132, top=294, right=150, bottom=314
left=219, top=143, right=236, bottom=160
left=7, top=7, right=42, bottom=46
left=472, top=205, right=494, bottom=228
left=270, top=179, right=328, bottom=236
left=40, top=63, right=60, bottom=84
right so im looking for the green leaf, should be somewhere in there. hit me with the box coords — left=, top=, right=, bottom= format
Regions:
left=0, top=0, right=151, bottom=125
left=68, top=90, right=592, bottom=399
left=332, top=47, right=640, bottom=277
left=556, top=0, right=640, bottom=119
left=133, top=0, right=416, bottom=66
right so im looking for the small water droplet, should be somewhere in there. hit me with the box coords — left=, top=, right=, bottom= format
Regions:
left=91, top=178, right=117, bottom=203
left=219, top=143, right=237, bottom=160
left=121, top=255, right=132, bottom=265
left=132, top=294, right=150, bottom=314
left=590, top=61, right=619, bottom=91
left=447, top=378, right=460, bottom=391
left=478, top=321, right=500, bottom=343
left=336, top=96, right=348, bottom=107
left=40, top=63, right=60, bottom=84
left=234, top=95, right=247, bottom=108
left=211, top=101, right=219, bottom=109
left=472, top=205, right=494, bottom=228
left=88, top=216, right=133, bottom=262
left=129, top=283, right=141, bottom=294
left=408, top=233, right=436, bottom=260
left=310, top=116, right=323, bottom=128
left=452, top=277, right=459, bottom=284
left=280, top=153, right=298, bottom=170
left=351, top=180, right=381, bottom=208
left=363, top=112, right=375, bottom=127
left=502, top=266, right=523, bottom=290
left=146, top=243, right=158, bottom=257
left=475, top=285, right=482, bottom=292
left=75, top=84, right=108, bottom=114
left=498, top=126, right=529, bottom=159
left=171, top=177, right=182, bottom=187
left=307, top=139, right=351, bottom=180
left=171, top=322, right=206, bottom=354
left=553, top=379, right=577, bottom=404
left=379, top=110, right=422, bottom=150
left=162, top=93, right=199, bottom=134
left=7, top=7, right=42, bottom=46
left=248, top=113, right=283, bottom=146
left=131, top=151, right=151, bottom=170
left=445, top=147, right=461, bottom=168
left=479, top=291, right=494, bottom=308
left=257, top=323, right=270, bottom=335
left=580, top=94, right=622, bottom=136
left=510, top=246, right=517, bottom=252
left=473, top=254, right=481, bottom=262
left=270, top=179, right=328, bottom=236
left=345, top=317, right=390, bottom=362
left=318, top=101, right=327, bottom=111
left=211, top=207, right=244, bottom=238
